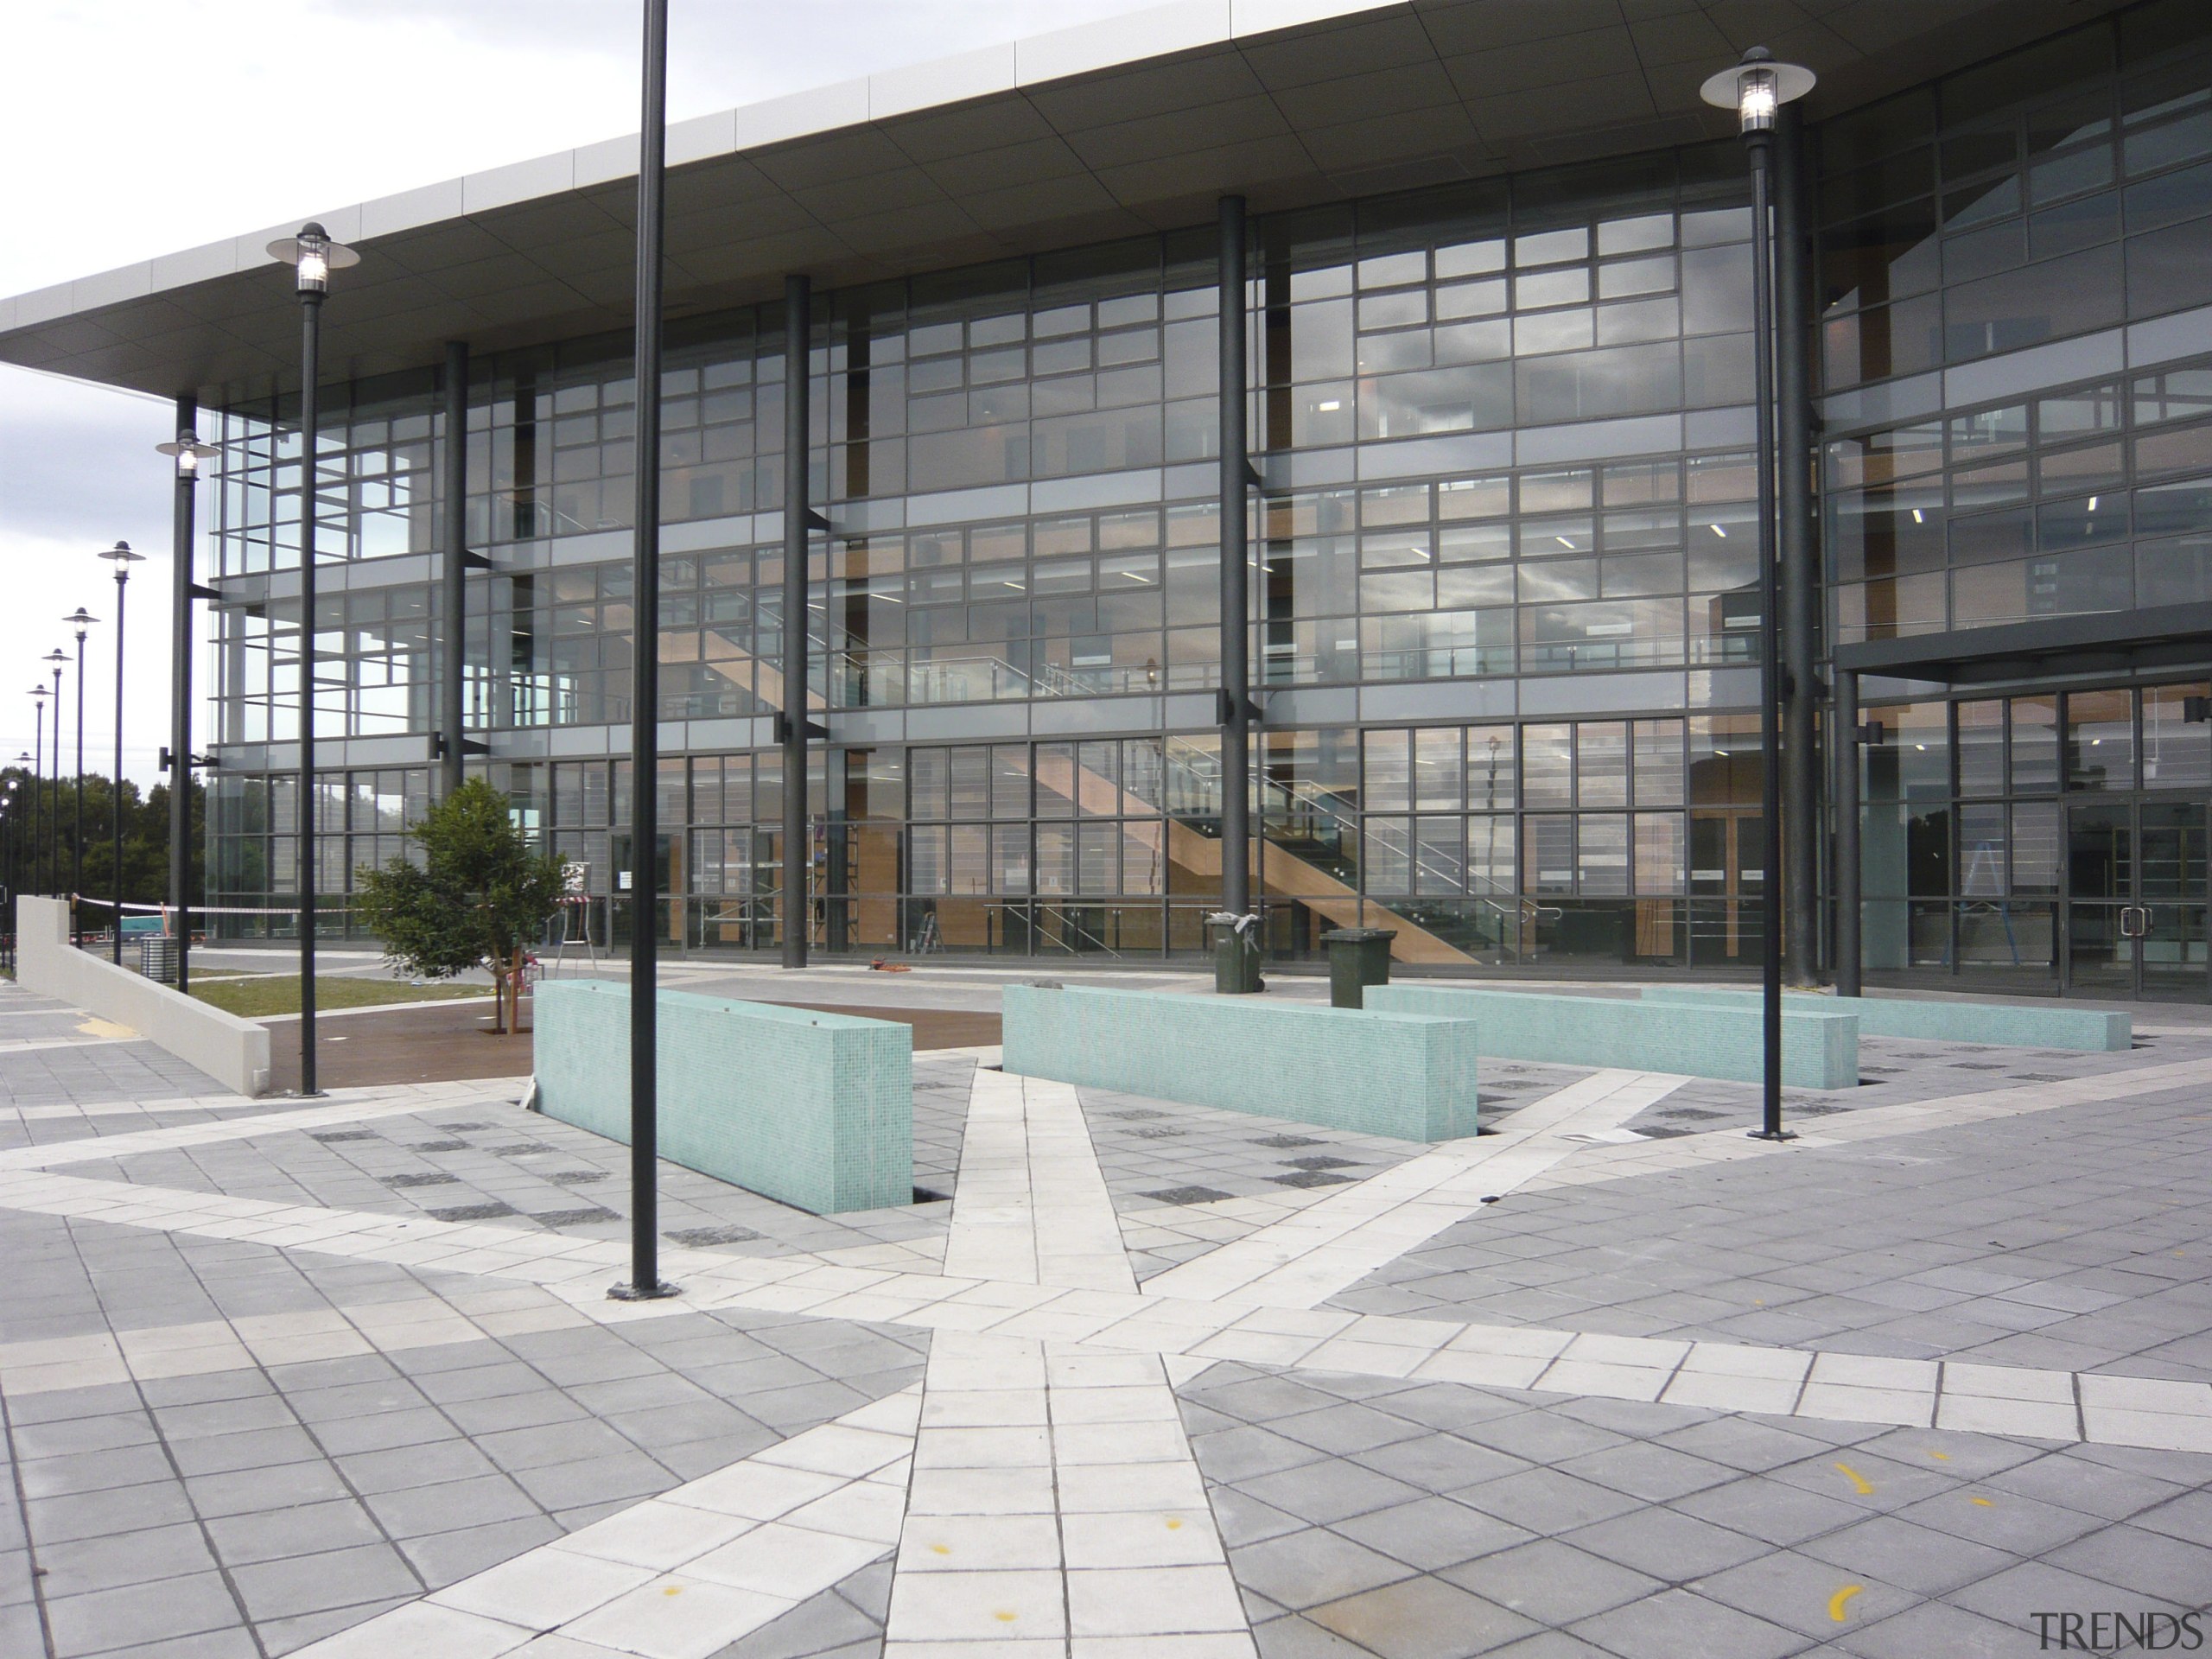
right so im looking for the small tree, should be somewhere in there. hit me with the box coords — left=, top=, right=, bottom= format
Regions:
left=354, top=779, right=563, bottom=1034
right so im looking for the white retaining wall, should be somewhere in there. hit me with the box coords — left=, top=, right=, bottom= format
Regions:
left=16, top=897, right=271, bottom=1096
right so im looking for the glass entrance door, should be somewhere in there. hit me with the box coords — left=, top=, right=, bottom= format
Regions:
left=2065, top=800, right=2209, bottom=1000
left=2139, top=801, right=2208, bottom=1000
left=1688, top=809, right=1763, bottom=967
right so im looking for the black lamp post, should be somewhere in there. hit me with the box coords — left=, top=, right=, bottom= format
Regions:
left=1703, top=47, right=1815, bottom=1142
left=10, top=743, right=32, bottom=902
left=62, top=609, right=96, bottom=946
left=613, top=0, right=677, bottom=1303
left=267, top=222, right=358, bottom=1096
left=3, top=778, right=16, bottom=924
left=156, top=427, right=219, bottom=994
left=99, top=543, right=145, bottom=965
left=42, top=653, right=66, bottom=899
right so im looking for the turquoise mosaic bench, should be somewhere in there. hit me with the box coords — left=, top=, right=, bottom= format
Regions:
left=1637, top=986, right=2130, bottom=1052
left=531, top=980, right=912, bottom=1215
left=1001, top=984, right=1480, bottom=1141
left=1363, top=984, right=1859, bottom=1090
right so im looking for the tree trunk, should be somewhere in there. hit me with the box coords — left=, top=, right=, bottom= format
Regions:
left=488, top=958, right=508, bottom=1035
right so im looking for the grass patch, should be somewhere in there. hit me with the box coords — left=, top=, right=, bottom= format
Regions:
left=190, top=976, right=492, bottom=1019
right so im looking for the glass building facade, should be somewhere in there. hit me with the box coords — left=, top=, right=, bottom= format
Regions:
left=197, top=3, right=2212, bottom=995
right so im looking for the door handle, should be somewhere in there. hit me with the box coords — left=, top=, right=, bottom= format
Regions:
left=2120, top=906, right=2150, bottom=938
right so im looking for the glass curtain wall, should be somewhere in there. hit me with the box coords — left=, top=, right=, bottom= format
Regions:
left=198, top=2, right=2212, bottom=973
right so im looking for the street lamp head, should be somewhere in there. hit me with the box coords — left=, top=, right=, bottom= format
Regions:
left=1700, top=46, right=1815, bottom=136
left=266, top=220, right=359, bottom=296
left=99, top=540, right=144, bottom=586
left=63, top=607, right=98, bottom=639
left=156, top=429, right=221, bottom=478
left=41, top=649, right=67, bottom=670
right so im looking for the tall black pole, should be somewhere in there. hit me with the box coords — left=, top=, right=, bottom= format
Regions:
left=1836, top=668, right=1862, bottom=997
left=49, top=665, right=62, bottom=899
left=1748, top=130, right=1787, bottom=1141
left=1776, top=104, right=1818, bottom=988
left=298, top=285, right=323, bottom=1095
left=170, top=397, right=199, bottom=994
left=1217, top=194, right=1255, bottom=992
left=782, top=275, right=810, bottom=971
left=73, top=637, right=86, bottom=943
left=31, top=699, right=44, bottom=894
left=441, top=342, right=469, bottom=800
left=111, top=566, right=129, bottom=967
left=615, top=0, right=676, bottom=1301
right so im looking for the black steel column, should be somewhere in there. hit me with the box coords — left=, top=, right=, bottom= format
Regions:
left=73, top=638, right=86, bottom=942
left=49, top=664, right=63, bottom=898
left=781, top=274, right=810, bottom=971
left=1777, top=104, right=1819, bottom=988
left=1748, top=130, right=1787, bottom=1141
left=111, top=568, right=129, bottom=967
left=1836, top=667, right=1861, bottom=997
left=1217, top=195, right=1255, bottom=988
left=297, top=285, right=323, bottom=1095
left=615, top=0, right=676, bottom=1301
left=170, top=397, right=198, bottom=993
left=441, top=342, right=470, bottom=800
left=31, top=699, right=43, bottom=894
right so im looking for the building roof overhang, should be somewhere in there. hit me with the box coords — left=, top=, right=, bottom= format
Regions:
left=0, top=0, right=2126, bottom=406
left=1836, top=605, right=2212, bottom=690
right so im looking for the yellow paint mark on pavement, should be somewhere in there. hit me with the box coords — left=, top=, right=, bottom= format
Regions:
left=995, top=1611, right=1018, bottom=1624
left=1834, top=1463, right=1873, bottom=1496
left=76, top=1019, right=136, bottom=1040
left=663, top=1586, right=683, bottom=1597
left=1929, top=1451, right=1950, bottom=1461
left=1970, top=1497, right=1994, bottom=1507
left=1829, top=1585, right=1865, bottom=1623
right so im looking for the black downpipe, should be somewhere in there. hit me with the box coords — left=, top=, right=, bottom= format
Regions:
left=615, top=0, right=676, bottom=1302
left=170, top=395, right=197, bottom=993
left=442, top=341, right=470, bottom=800
left=1777, top=105, right=1820, bottom=988
left=782, top=276, right=811, bottom=970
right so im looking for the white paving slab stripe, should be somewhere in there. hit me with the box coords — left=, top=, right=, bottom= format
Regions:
left=942, top=1069, right=1134, bottom=1294
left=1521, top=1053, right=2212, bottom=1193
left=287, top=1384, right=922, bottom=1659
left=886, top=1078, right=1250, bottom=1657
left=1144, top=1068, right=1684, bottom=1310
left=0, top=1079, right=522, bottom=1169
left=0, top=1161, right=2202, bottom=1457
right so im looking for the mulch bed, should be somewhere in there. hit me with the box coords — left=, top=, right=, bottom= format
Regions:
left=266, top=995, right=1001, bottom=1091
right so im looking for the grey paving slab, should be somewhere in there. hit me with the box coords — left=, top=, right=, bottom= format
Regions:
left=0, top=1192, right=925, bottom=1658
left=1179, top=1358, right=2212, bottom=1659
left=1333, top=1063, right=2212, bottom=1380
left=9, top=979, right=2212, bottom=1657
left=55, top=1068, right=965, bottom=1262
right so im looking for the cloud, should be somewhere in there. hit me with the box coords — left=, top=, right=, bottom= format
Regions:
left=0, top=0, right=1159, bottom=781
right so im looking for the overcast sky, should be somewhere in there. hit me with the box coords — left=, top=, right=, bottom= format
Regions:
left=0, top=0, right=1154, bottom=784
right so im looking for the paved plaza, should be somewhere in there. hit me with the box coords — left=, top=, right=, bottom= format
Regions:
left=2, top=970, right=2210, bottom=1657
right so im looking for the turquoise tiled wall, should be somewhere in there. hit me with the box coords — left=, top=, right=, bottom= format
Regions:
left=1637, top=987, right=2129, bottom=1052
left=1001, top=985, right=1479, bottom=1141
left=532, top=981, right=913, bottom=1214
left=1365, top=985, right=1860, bottom=1090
